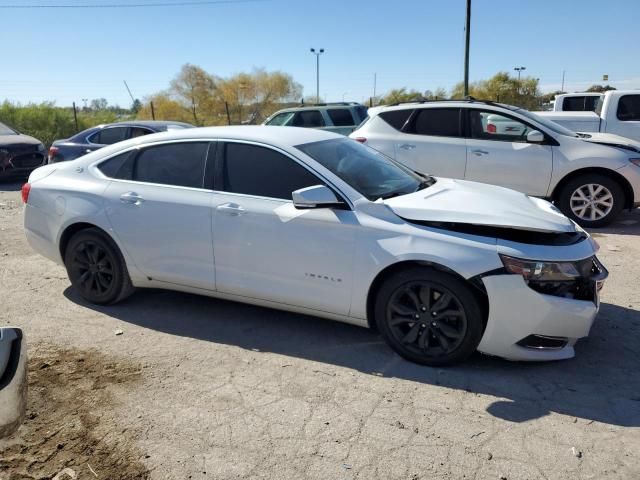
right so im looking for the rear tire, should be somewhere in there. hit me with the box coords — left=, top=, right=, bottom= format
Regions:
left=557, top=174, right=624, bottom=228
left=63, top=228, right=135, bottom=305
left=374, top=267, right=484, bottom=366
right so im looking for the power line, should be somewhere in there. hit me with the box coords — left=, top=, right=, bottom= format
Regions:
left=0, top=0, right=263, bottom=8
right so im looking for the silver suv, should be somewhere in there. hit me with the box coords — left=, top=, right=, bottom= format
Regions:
left=263, top=102, right=368, bottom=136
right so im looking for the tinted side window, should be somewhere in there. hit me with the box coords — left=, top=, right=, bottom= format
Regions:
left=617, top=95, right=640, bottom=121
left=355, top=106, right=369, bottom=123
left=133, top=142, right=208, bottom=188
left=90, top=127, right=128, bottom=145
left=469, top=110, right=530, bottom=142
left=292, top=110, right=325, bottom=127
left=327, top=109, right=355, bottom=126
left=411, top=108, right=461, bottom=137
left=97, top=151, right=132, bottom=179
left=129, top=127, right=154, bottom=138
left=379, top=109, right=413, bottom=130
left=223, top=143, right=321, bottom=199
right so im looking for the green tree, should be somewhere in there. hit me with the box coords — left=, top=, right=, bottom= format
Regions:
left=378, top=88, right=424, bottom=105
left=586, top=84, right=616, bottom=93
left=170, top=64, right=218, bottom=126
left=451, top=72, right=540, bottom=109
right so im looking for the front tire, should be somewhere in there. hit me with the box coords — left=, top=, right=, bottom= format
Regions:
left=557, top=174, right=624, bottom=228
left=64, top=228, right=134, bottom=305
left=374, top=267, right=484, bottom=366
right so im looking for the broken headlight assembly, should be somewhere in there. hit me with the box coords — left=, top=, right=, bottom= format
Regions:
left=499, top=254, right=607, bottom=301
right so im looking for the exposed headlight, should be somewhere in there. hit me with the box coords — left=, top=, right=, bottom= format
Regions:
left=630, top=158, right=640, bottom=167
left=500, top=254, right=581, bottom=282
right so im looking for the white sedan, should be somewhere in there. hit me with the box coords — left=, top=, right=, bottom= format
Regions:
left=23, top=126, right=608, bottom=365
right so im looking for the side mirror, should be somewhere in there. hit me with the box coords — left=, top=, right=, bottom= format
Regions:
left=292, top=185, right=343, bottom=209
left=526, top=130, right=545, bottom=143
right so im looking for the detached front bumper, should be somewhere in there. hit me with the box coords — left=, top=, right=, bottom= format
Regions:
left=477, top=273, right=603, bottom=361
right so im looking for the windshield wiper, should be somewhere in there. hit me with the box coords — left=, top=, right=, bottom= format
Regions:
left=378, top=191, right=405, bottom=200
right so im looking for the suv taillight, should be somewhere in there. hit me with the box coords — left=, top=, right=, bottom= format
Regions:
left=21, top=183, right=31, bottom=204
left=48, top=146, right=58, bottom=160
left=353, top=137, right=367, bottom=143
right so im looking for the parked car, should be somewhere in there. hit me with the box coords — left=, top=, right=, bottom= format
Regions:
left=0, top=122, right=47, bottom=180
left=263, top=103, right=368, bottom=135
left=0, top=327, right=27, bottom=438
left=48, top=120, right=193, bottom=163
left=24, top=126, right=608, bottom=366
left=537, top=90, right=640, bottom=141
left=350, top=99, right=640, bottom=227
left=552, top=92, right=602, bottom=112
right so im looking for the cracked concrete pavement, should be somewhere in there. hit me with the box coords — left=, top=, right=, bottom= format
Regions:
left=1, top=181, right=639, bottom=479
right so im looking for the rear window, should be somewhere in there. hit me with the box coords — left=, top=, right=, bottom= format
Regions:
left=327, top=108, right=355, bottom=126
left=379, top=109, right=413, bottom=130
left=617, top=95, right=640, bottom=121
left=562, top=96, right=599, bottom=112
left=410, top=108, right=461, bottom=137
left=89, top=126, right=128, bottom=145
left=354, top=106, right=369, bottom=123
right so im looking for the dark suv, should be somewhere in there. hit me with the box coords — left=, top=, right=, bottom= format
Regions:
left=263, top=102, right=368, bottom=136
left=48, top=120, right=193, bottom=163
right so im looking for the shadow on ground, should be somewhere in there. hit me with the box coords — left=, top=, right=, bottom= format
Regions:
left=65, top=287, right=640, bottom=428
left=589, top=208, right=640, bottom=237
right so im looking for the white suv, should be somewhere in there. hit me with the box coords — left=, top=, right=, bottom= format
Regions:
left=350, top=99, right=640, bottom=227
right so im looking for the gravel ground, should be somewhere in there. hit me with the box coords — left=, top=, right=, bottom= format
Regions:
left=1, top=181, right=639, bottom=480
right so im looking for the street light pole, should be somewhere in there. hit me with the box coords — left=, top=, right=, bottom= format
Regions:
left=310, top=48, right=324, bottom=103
left=463, top=0, right=471, bottom=97
left=514, top=66, right=526, bottom=82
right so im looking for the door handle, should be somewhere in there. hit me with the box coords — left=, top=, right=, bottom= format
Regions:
left=399, top=144, right=416, bottom=150
left=471, top=149, right=489, bottom=156
left=119, top=192, right=144, bottom=205
left=216, top=202, right=246, bottom=216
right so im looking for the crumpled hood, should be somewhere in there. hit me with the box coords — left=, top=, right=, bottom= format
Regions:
left=0, top=134, right=42, bottom=147
left=579, top=132, right=640, bottom=152
left=382, top=178, right=575, bottom=233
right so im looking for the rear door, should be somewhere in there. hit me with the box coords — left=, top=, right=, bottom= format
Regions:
left=391, top=107, right=467, bottom=179
left=464, top=109, right=553, bottom=196
left=609, top=94, right=640, bottom=141
left=102, top=141, right=216, bottom=290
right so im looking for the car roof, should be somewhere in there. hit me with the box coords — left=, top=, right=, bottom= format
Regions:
left=367, top=100, right=519, bottom=117
left=271, top=103, right=364, bottom=114
left=100, top=120, right=194, bottom=128
left=73, top=126, right=343, bottom=164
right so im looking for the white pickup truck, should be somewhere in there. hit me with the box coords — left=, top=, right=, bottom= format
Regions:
left=538, top=90, right=640, bottom=141
left=552, top=92, right=602, bottom=112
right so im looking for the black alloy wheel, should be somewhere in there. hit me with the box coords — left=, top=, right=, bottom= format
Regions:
left=375, top=268, right=484, bottom=366
left=64, top=228, right=134, bottom=305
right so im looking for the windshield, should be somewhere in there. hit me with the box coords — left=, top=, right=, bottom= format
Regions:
left=296, top=138, right=429, bottom=201
left=0, top=122, right=18, bottom=135
left=514, top=108, right=579, bottom=137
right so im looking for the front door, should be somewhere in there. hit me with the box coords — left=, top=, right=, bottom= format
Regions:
left=103, top=141, right=215, bottom=290
left=464, top=109, right=553, bottom=197
left=212, top=141, right=356, bottom=316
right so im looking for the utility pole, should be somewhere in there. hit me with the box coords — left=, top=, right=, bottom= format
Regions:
left=310, top=48, right=324, bottom=103
left=123, top=80, right=135, bottom=104
left=561, top=70, right=566, bottom=92
left=463, top=0, right=471, bottom=97
left=373, top=73, right=377, bottom=104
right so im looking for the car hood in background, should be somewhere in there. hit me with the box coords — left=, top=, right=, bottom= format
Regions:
left=0, top=134, right=42, bottom=147
left=579, top=132, right=640, bottom=152
left=382, top=178, right=575, bottom=233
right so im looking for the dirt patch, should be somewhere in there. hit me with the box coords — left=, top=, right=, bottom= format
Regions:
left=0, top=345, right=149, bottom=480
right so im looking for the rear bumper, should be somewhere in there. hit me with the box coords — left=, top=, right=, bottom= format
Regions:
left=477, top=274, right=599, bottom=361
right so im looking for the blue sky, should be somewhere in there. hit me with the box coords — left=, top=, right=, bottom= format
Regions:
left=1, top=0, right=639, bottom=107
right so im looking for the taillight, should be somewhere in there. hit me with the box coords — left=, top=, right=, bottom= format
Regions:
left=48, top=146, right=59, bottom=159
left=21, top=183, right=31, bottom=204
left=487, top=124, right=497, bottom=134
left=353, top=137, right=367, bottom=143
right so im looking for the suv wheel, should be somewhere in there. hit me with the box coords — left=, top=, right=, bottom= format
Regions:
left=557, top=174, right=624, bottom=228
left=64, top=228, right=135, bottom=305
left=374, top=268, right=484, bottom=366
